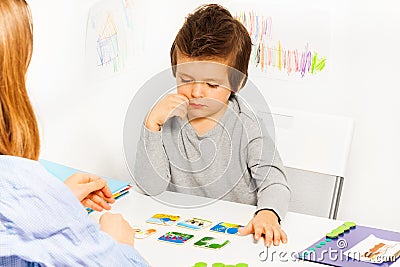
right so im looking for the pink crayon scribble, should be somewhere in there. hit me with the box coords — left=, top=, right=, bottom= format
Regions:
left=235, top=11, right=327, bottom=78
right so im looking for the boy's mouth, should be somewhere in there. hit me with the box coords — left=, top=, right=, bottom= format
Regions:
left=189, top=103, right=206, bottom=109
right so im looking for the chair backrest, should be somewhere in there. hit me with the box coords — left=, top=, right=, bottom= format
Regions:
left=265, top=107, right=354, bottom=218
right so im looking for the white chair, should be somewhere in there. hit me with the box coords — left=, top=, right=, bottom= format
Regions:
left=266, top=107, right=354, bottom=219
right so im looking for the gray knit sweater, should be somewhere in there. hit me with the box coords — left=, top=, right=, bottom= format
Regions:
left=134, top=97, right=291, bottom=220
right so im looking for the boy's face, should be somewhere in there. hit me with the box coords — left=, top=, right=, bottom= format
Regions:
left=175, top=55, right=232, bottom=120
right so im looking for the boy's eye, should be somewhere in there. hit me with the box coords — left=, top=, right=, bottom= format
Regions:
left=180, top=78, right=193, bottom=83
left=206, top=83, right=219, bottom=88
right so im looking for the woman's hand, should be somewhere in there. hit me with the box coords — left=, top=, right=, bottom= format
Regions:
left=99, top=212, right=136, bottom=246
left=64, top=173, right=115, bottom=211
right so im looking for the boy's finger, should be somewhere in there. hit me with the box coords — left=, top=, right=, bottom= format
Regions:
left=175, top=94, right=189, bottom=102
left=281, top=229, right=288, bottom=244
left=175, top=101, right=189, bottom=113
left=263, top=229, right=273, bottom=247
left=254, top=225, right=264, bottom=240
left=238, top=222, right=253, bottom=236
left=273, top=228, right=281, bottom=246
left=172, top=96, right=189, bottom=108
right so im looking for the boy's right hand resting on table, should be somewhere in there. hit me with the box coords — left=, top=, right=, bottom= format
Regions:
left=145, top=94, right=189, bottom=131
left=99, top=212, right=136, bottom=246
left=238, top=210, right=288, bottom=247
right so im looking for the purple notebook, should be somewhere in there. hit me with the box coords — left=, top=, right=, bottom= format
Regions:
left=298, top=225, right=400, bottom=267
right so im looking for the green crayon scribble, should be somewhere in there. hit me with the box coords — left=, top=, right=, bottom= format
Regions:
left=311, top=52, right=326, bottom=74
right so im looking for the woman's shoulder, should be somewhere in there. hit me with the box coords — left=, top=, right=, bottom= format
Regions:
left=0, top=155, right=72, bottom=205
left=0, top=155, right=86, bottom=232
left=0, top=155, right=51, bottom=185
left=0, top=155, right=41, bottom=184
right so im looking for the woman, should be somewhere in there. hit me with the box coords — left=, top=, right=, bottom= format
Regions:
left=0, top=0, right=148, bottom=266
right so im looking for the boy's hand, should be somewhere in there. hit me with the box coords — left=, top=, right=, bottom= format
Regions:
left=238, top=210, right=287, bottom=247
left=99, top=212, right=135, bottom=246
left=145, top=93, right=189, bottom=131
left=64, top=173, right=115, bottom=211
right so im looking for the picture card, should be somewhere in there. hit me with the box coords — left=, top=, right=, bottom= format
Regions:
left=194, top=236, right=230, bottom=250
left=158, top=231, right=194, bottom=244
left=145, top=213, right=180, bottom=226
left=343, top=234, right=400, bottom=263
left=133, top=227, right=157, bottom=239
left=177, top=217, right=212, bottom=231
left=210, top=222, right=244, bottom=235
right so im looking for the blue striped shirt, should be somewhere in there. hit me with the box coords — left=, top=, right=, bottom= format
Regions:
left=0, top=156, right=149, bottom=267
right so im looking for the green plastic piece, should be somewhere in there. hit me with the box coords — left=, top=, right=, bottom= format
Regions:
left=316, top=244, right=322, bottom=248
left=225, top=265, right=235, bottom=267
left=309, top=247, right=316, bottom=252
left=212, top=263, right=225, bottom=267
left=326, top=232, right=338, bottom=239
left=334, top=228, right=344, bottom=235
left=236, top=264, right=248, bottom=267
left=338, top=225, right=350, bottom=232
left=194, top=263, right=207, bottom=267
left=344, top=221, right=356, bottom=228
left=320, top=241, right=326, bottom=245
left=325, top=238, right=332, bottom=242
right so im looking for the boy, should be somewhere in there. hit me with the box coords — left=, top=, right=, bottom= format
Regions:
left=134, top=4, right=290, bottom=247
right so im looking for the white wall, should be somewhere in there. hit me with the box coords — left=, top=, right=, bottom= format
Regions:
left=26, top=0, right=400, bottom=231
left=331, top=0, right=400, bottom=231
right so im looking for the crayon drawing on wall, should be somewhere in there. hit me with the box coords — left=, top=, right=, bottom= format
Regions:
left=230, top=3, right=331, bottom=81
left=85, top=0, right=135, bottom=81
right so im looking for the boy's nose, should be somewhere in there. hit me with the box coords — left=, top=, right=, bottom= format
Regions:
left=190, top=82, right=204, bottom=98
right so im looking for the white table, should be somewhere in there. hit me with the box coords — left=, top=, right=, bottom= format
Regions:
left=90, top=190, right=400, bottom=267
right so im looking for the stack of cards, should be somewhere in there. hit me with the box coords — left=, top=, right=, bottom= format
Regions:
left=38, top=159, right=133, bottom=214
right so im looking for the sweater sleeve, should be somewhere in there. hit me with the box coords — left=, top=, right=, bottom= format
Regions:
left=246, top=119, right=291, bottom=221
left=133, top=125, right=171, bottom=195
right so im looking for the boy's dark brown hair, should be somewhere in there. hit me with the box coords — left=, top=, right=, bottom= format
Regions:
left=170, top=4, right=252, bottom=92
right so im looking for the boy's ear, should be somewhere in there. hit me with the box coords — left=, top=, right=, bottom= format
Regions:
left=229, top=70, right=247, bottom=93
